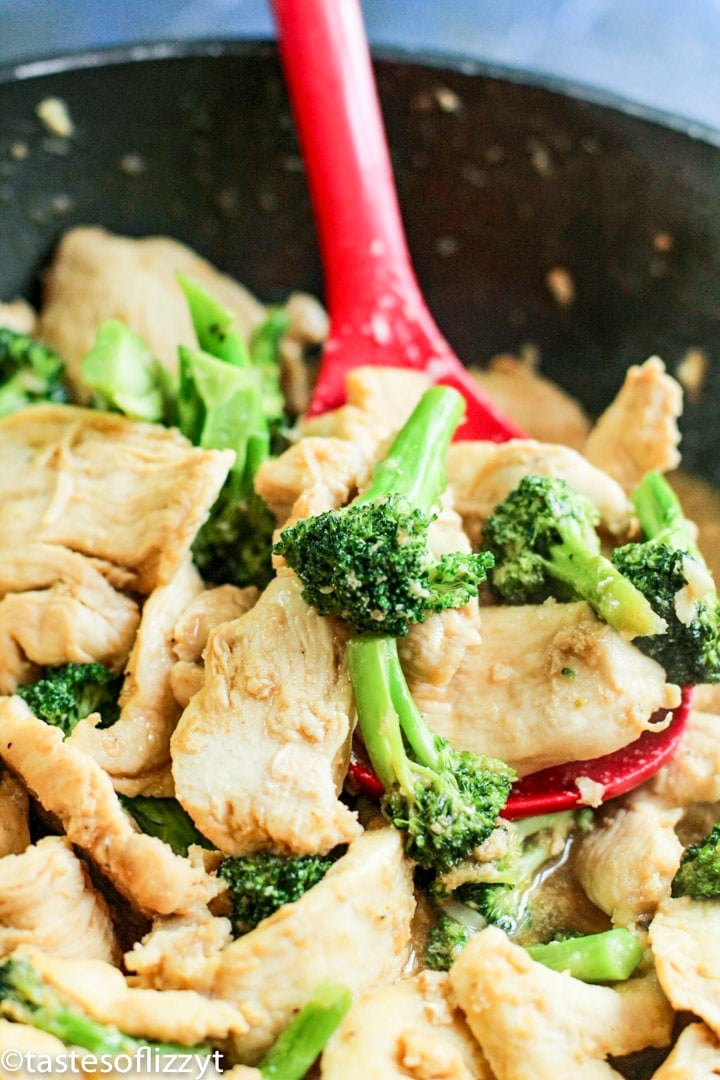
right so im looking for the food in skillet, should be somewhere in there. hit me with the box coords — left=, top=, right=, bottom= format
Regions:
left=0, top=224, right=719, bottom=1077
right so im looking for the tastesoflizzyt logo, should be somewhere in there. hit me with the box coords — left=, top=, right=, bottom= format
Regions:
left=0, top=1047, right=224, bottom=1077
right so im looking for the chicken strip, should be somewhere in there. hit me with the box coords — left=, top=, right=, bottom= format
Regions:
left=651, top=1022, right=720, bottom=1079
left=0, top=543, right=139, bottom=694
left=650, top=896, right=720, bottom=1039
left=320, top=970, right=491, bottom=1080
left=446, top=437, right=631, bottom=549
left=38, top=226, right=266, bottom=394
left=259, top=366, right=431, bottom=526
left=648, top=709, right=720, bottom=807
left=125, top=909, right=234, bottom=994
left=472, top=353, right=590, bottom=449
left=0, top=697, right=221, bottom=916
left=583, top=357, right=683, bottom=493
left=450, top=926, right=673, bottom=1080
left=0, top=404, right=233, bottom=594
left=68, top=558, right=204, bottom=786
left=211, top=827, right=415, bottom=1063
left=0, top=837, right=119, bottom=963
left=410, top=601, right=678, bottom=777
left=170, top=583, right=260, bottom=709
left=573, top=792, right=684, bottom=930
left=0, top=298, right=36, bottom=334
left=0, top=770, right=30, bottom=857
left=172, top=574, right=360, bottom=856
left=22, top=948, right=250, bottom=1048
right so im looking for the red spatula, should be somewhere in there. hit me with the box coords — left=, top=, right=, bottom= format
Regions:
left=271, top=0, right=690, bottom=815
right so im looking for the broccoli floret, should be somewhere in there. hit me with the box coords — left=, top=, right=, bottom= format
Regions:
left=16, top=662, right=122, bottom=736
left=274, top=386, right=494, bottom=637
left=177, top=278, right=287, bottom=590
left=348, top=634, right=514, bottom=874
left=424, top=914, right=472, bottom=971
left=0, top=326, right=69, bottom=415
left=450, top=811, right=589, bottom=934
left=118, top=796, right=212, bottom=857
left=611, top=470, right=720, bottom=684
left=257, top=981, right=351, bottom=1080
left=80, top=319, right=177, bottom=423
left=483, top=474, right=665, bottom=639
left=0, top=953, right=210, bottom=1057
left=672, top=821, right=720, bottom=899
left=218, top=851, right=337, bottom=936
left=526, top=928, right=643, bottom=983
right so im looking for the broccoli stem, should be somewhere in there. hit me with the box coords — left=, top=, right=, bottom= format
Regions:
left=632, top=470, right=701, bottom=556
left=354, top=385, right=464, bottom=514
left=177, top=273, right=252, bottom=368
left=545, top=541, right=666, bottom=638
left=526, top=928, right=643, bottom=983
left=258, top=982, right=352, bottom=1080
left=347, top=635, right=419, bottom=792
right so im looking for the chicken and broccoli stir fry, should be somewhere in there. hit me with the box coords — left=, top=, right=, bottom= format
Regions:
left=0, top=224, right=720, bottom=1078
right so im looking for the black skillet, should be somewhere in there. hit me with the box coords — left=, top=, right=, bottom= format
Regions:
left=0, top=40, right=719, bottom=1078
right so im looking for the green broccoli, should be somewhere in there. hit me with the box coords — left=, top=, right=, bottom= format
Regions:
left=80, top=319, right=176, bottom=423
left=118, top=796, right=212, bottom=857
left=17, top=662, right=122, bottom=736
left=611, top=470, right=720, bottom=684
left=483, top=474, right=665, bottom=639
left=448, top=810, right=589, bottom=935
left=526, top=928, right=643, bottom=983
left=176, top=278, right=287, bottom=590
left=0, top=953, right=210, bottom=1057
left=672, top=821, right=720, bottom=899
left=257, top=981, right=352, bottom=1080
left=274, top=386, right=494, bottom=637
left=0, top=326, right=69, bottom=416
left=218, top=851, right=337, bottom=936
left=424, top=914, right=472, bottom=971
left=348, top=633, right=514, bottom=874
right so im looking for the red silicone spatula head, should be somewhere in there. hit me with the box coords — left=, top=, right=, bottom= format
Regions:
left=271, top=0, right=522, bottom=442
left=271, top=0, right=688, bottom=816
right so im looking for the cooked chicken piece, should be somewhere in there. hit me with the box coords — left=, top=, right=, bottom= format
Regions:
left=262, top=366, right=432, bottom=527
left=277, top=291, right=328, bottom=416
left=472, top=354, right=590, bottom=449
left=126, top=909, right=234, bottom=993
left=651, top=1022, right=720, bottom=1079
left=211, top=827, right=415, bottom=1063
left=68, top=559, right=203, bottom=786
left=0, top=298, right=36, bottom=334
left=0, top=543, right=139, bottom=693
left=574, top=792, right=683, bottom=930
left=583, top=357, right=683, bottom=492
left=691, top=683, right=720, bottom=714
left=0, top=770, right=30, bottom=857
left=321, top=970, right=492, bottom=1080
left=23, top=948, right=250, bottom=1047
left=0, top=404, right=233, bottom=594
left=446, top=438, right=632, bottom=548
left=651, top=896, right=720, bottom=1038
left=172, top=574, right=359, bottom=856
left=256, top=435, right=371, bottom=526
left=450, top=926, right=674, bottom=1080
left=398, top=505, right=482, bottom=687
left=39, top=226, right=266, bottom=394
left=169, top=583, right=259, bottom=708
left=0, top=697, right=222, bottom=915
left=410, top=601, right=678, bottom=777
left=648, top=709, right=720, bottom=806
left=0, top=836, right=119, bottom=963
